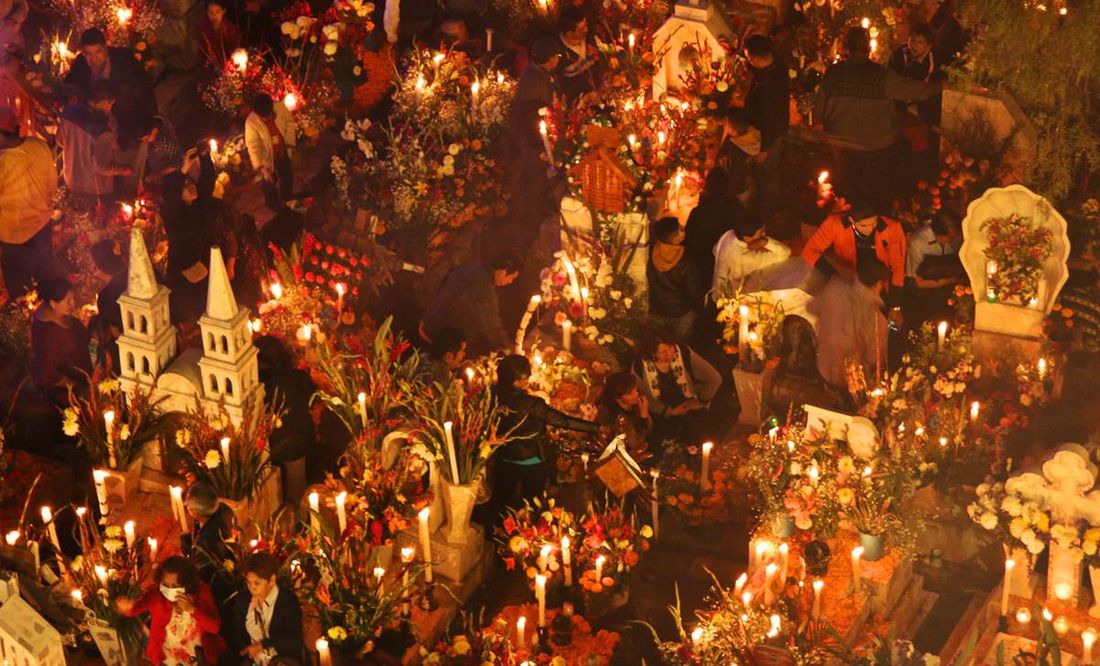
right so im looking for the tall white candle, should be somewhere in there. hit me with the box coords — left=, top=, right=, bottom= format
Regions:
left=93, top=469, right=110, bottom=518
left=471, top=80, right=480, bottom=113
left=851, top=546, right=864, bottom=589
left=535, top=573, right=547, bottom=626
left=738, top=304, right=750, bottom=359
left=334, top=491, right=348, bottom=533
left=418, top=507, right=433, bottom=583
left=516, top=615, right=526, bottom=651
left=357, top=392, right=367, bottom=430
left=937, top=321, right=948, bottom=349
left=316, top=638, right=331, bottom=666
left=538, top=544, right=551, bottom=572
left=764, top=563, right=777, bottom=605
left=335, top=282, right=346, bottom=315
left=103, top=410, right=117, bottom=469
left=401, top=547, right=415, bottom=588
left=700, top=441, right=713, bottom=491
left=1000, top=558, right=1015, bottom=617
left=650, top=469, right=660, bottom=540
left=308, top=492, right=320, bottom=531
left=123, top=520, right=136, bottom=548
left=595, top=554, right=606, bottom=581
left=811, top=579, right=824, bottom=620
left=219, top=437, right=231, bottom=463
left=561, top=536, right=572, bottom=586
left=29, top=540, right=39, bottom=573
left=485, top=28, right=494, bottom=53
left=561, top=319, right=572, bottom=352
left=147, top=537, right=158, bottom=562
left=1083, top=628, right=1096, bottom=665
left=1038, top=357, right=1048, bottom=379
left=41, top=507, right=60, bottom=551
left=169, top=485, right=187, bottom=532
left=374, top=566, right=386, bottom=594
left=538, top=119, right=555, bottom=164
left=443, top=421, right=461, bottom=483
left=734, top=572, right=747, bottom=597
left=778, top=542, right=789, bottom=585
left=970, top=401, right=980, bottom=423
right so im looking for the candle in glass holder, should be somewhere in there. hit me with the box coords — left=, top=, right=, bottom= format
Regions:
left=535, top=573, right=547, bottom=626
left=334, top=491, right=347, bottom=533
left=700, top=441, right=713, bottom=491
left=418, top=507, right=433, bottom=583
left=561, top=536, right=572, bottom=586
left=812, top=579, right=824, bottom=620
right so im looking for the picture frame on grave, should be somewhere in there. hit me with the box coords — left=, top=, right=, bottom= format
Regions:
left=594, top=436, right=645, bottom=497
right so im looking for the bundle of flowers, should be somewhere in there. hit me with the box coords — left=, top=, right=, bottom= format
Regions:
left=63, top=375, right=172, bottom=470
left=658, top=453, right=743, bottom=525
left=526, top=346, right=596, bottom=410
left=330, top=449, right=431, bottom=546
left=0, top=289, right=39, bottom=364
left=496, top=495, right=578, bottom=588
left=419, top=611, right=509, bottom=665
left=982, top=213, right=1054, bottom=304
left=174, top=400, right=280, bottom=502
left=201, top=48, right=287, bottom=117
left=575, top=498, right=652, bottom=596
left=67, top=517, right=156, bottom=651
left=968, top=479, right=1053, bottom=556
left=715, top=292, right=789, bottom=367
left=677, top=40, right=751, bottom=116
left=45, top=0, right=163, bottom=49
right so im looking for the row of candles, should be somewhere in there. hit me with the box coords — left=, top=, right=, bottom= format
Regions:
left=998, top=556, right=1098, bottom=662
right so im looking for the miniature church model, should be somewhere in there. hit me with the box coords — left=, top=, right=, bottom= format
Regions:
left=0, top=592, right=64, bottom=666
left=117, top=227, right=263, bottom=424
left=652, top=0, right=735, bottom=98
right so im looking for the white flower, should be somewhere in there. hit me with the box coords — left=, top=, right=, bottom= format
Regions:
left=1026, top=538, right=1045, bottom=555
left=205, top=450, right=222, bottom=469
left=623, top=297, right=633, bottom=308
left=609, top=290, right=622, bottom=300
left=979, top=512, right=997, bottom=530
left=118, top=424, right=130, bottom=441
left=789, top=462, right=802, bottom=476
left=1001, top=496, right=1022, bottom=516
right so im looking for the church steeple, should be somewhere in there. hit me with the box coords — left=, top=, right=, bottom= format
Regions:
left=205, top=246, right=239, bottom=320
left=117, top=227, right=177, bottom=386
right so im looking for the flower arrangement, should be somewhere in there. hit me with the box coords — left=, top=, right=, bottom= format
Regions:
left=968, top=479, right=1051, bottom=555
left=677, top=40, right=751, bottom=116
left=496, top=494, right=577, bottom=587
left=45, top=0, right=163, bottom=49
left=63, top=375, right=172, bottom=470
left=411, top=374, right=520, bottom=485
left=715, top=292, right=790, bottom=368
left=0, top=289, right=39, bottom=364
left=175, top=400, right=281, bottom=502
left=575, top=498, right=652, bottom=596
left=982, top=213, right=1054, bottom=304
left=333, top=448, right=432, bottom=546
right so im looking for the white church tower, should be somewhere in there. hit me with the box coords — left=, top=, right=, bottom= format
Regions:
left=197, top=247, right=263, bottom=423
left=117, top=227, right=177, bottom=393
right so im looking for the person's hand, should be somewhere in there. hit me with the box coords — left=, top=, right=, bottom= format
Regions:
left=174, top=593, right=194, bottom=613
left=241, top=643, right=265, bottom=660
left=115, top=597, right=135, bottom=614
left=683, top=399, right=706, bottom=412
left=888, top=308, right=905, bottom=328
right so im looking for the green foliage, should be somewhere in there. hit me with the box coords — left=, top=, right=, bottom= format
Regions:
left=952, top=0, right=1100, bottom=201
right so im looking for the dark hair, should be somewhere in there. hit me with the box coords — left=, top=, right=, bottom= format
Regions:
left=702, top=167, right=731, bottom=199
left=910, top=23, right=935, bottom=44
left=41, top=278, right=72, bottom=305
left=89, top=80, right=118, bottom=103
left=184, top=482, right=219, bottom=517
left=429, top=327, right=467, bottom=358
left=484, top=252, right=520, bottom=274
left=930, top=208, right=961, bottom=237
left=733, top=213, right=764, bottom=241
left=844, top=27, right=871, bottom=56
left=243, top=552, right=280, bottom=580
left=156, top=556, right=200, bottom=594
left=601, top=371, right=638, bottom=404
left=558, top=7, right=587, bottom=34
left=79, top=28, right=107, bottom=48
left=744, top=35, right=774, bottom=59
left=255, top=335, right=293, bottom=372
left=638, top=329, right=679, bottom=359
left=723, top=106, right=751, bottom=134
left=652, top=217, right=682, bottom=244
left=206, top=0, right=228, bottom=9
left=857, top=258, right=891, bottom=287
left=494, top=354, right=531, bottom=391
left=252, top=93, right=274, bottom=117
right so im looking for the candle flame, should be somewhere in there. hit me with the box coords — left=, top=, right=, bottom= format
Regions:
left=116, top=7, right=133, bottom=24
left=283, top=92, right=298, bottom=111
left=231, top=48, right=248, bottom=71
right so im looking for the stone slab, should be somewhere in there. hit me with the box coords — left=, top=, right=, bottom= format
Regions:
left=396, top=524, right=488, bottom=583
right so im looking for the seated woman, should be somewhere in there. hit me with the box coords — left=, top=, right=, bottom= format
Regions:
left=630, top=330, right=722, bottom=443
left=491, top=354, right=599, bottom=515
left=30, top=278, right=92, bottom=402
left=598, top=371, right=653, bottom=460
left=233, top=552, right=304, bottom=664
left=116, top=556, right=225, bottom=666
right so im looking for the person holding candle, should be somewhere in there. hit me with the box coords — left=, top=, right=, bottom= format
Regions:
left=631, top=330, right=722, bottom=443
left=421, top=254, right=520, bottom=357
left=648, top=217, right=705, bottom=343
left=232, top=552, right=305, bottom=665
left=490, top=354, right=599, bottom=516
left=116, top=556, right=225, bottom=666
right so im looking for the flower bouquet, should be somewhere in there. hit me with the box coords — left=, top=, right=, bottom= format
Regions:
left=982, top=214, right=1054, bottom=305
left=715, top=293, right=789, bottom=368
left=576, top=498, right=652, bottom=616
left=332, top=449, right=432, bottom=549
left=496, top=495, right=577, bottom=593
left=0, top=290, right=39, bottom=367
left=64, top=375, right=172, bottom=472
left=968, top=479, right=1051, bottom=557
left=677, top=39, right=751, bottom=116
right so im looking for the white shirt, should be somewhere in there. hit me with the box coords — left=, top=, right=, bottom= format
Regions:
left=244, top=102, right=297, bottom=177
left=712, top=231, right=791, bottom=297
left=905, top=225, right=960, bottom=279
left=244, top=584, right=279, bottom=664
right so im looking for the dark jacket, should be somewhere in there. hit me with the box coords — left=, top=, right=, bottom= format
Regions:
left=422, top=263, right=508, bottom=356
left=508, top=62, right=559, bottom=159
left=185, top=503, right=237, bottom=575
left=684, top=196, right=740, bottom=289
left=259, top=366, right=316, bottom=464
left=557, top=37, right=600, bottom=101
left=647, top=247, right=704, bottom=319
left=64, top=48, right=157, bottom=133
left=495, top=387, right=598, bottom=462
left=231, top=585, right=305, bottom=662
left=745, top=60, right=790, bottom=151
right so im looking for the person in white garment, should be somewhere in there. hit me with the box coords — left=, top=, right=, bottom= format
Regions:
left=712, top=214, right=790, bottom=298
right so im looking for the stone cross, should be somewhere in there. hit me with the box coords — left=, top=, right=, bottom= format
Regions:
left=1004, top=446, right=1100, bottom=607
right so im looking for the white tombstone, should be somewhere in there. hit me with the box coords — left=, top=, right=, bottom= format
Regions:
left=0, top=595, right=65, bottom=666
left=1004, top=445, right=1100, bottom=608
left=652, top=0, right=735, bottom=99
left=559, top=196, right=649, bottom=298
left=960, top=185, right=1070, bottom=339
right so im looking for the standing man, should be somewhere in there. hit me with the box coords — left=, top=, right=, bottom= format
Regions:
left=712, top=215, right=791, bottom=298
left=421, top=254, right=521, bottom=357
left=244, top=93, right=297, bottom=206
left=0, top=107, right=57, bottom=298
left=64, top=28, right=156, bottom=133
left=743, top=35, right=789, bottom=203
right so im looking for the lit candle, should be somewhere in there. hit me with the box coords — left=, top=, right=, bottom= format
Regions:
left=538, top=119, right=555, bottom=164
left=627, top=134, right=638, bottom=150
left=94, top=564, right=109, bottom=588
left=650, top=469, right=660, bottom=540
left=808, top=465, right=820, bottom=485
left=817, top=170, right=832, bottom=198
left=764, top=563, right=777, bottom=605
left=400, top=547, right=414, bottom=588
left=71, top=589, right=84, bottom=605
left=1000, top=558, right=1014, bottom=617
left=103, top=410, right=117, bottom=468
left=308, top=492, right=320, bottom=531
left=538, top=544, right=552, bottom=573
left=561, top=536, right=572, bottom=586
left=283, top=92, right=298, bottom=111
left=418, top=507, right=433, bottom=583
left=516, top=615, right=526, bottom=651
left=1053, top=616, right=1069, bottom=635
left=535, top=573, right=547, bottom=626
left=851, top=546, right=864, bottom=590
left=169, top=485, right=187, bottom=532
left=116, top=6, right=132, bottom=24
left=741, top=590, right=752, bottom=607
left=1083, top=628, right=1096, bottom=664
left=147, top=537, right=158, bottom=561
left=335, top=282, right=346, bottom=315
left=753, top=539, right=771, bottom=572
left=628, top=32, right=636, bottom=53
left=123, top=520, right=136, bottom=548
left=443, top=421, right=461, bottom=483
left=219, top=437, right=231, bottom=463
left=561, top=319, right=572, bottom=352
left=470, top=79, right=480, bottom=113
left=812, top=579, right=824, bottom=620
left=1038, top=357, right=1048, bottom=379
left=374, top=566, right=386, bottom=594
left=93, top=469, right=110, bottom=518
left=699, top=441, right=714, bottom=491
left=296, top=323, right=312, bottom=347
left=41, top=507, right=60, bottom=551
left=270, top=282, right=283, bottom=299
left=316, top=638, right=331, bottom=666
left=937, top=321, right=948, bottom=349
left=1015, top=607, right=1031, bottom=625
left=595, top=554, right=606, bottom=581
left=691, top=626, right=703, bottom=649
left=334, top=491, right=347, bottom=533
left=231, top=48, right=248, bottom=72
left=738, top=304, right=750, bottom=359
left=357, top=391, right=367, bottom=430
left=4, top=530, right=18, bottom=546
left=970, top=401, right=980, bottom=423
left=778, top=542, right=789, bottom=586
left=734, top=572, right=747, bottom=597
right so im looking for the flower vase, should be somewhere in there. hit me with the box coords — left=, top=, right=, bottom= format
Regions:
left=100, top=457, right=145, bottom=513
left=1090, top=565, right=1100, bottom=618
left=440, top=478, right=478, bottom=545
left=858, top=532, right=886, bottom=562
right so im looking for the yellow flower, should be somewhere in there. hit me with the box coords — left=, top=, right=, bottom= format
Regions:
left=106, top=525, right=123, bottom=538
left=103, top=538, right=124, bottom=554
left=98, top=379, right=121, bottom=393
left=448, top=143, right=461, bottom=155
left=327, top=626, right=348, bottom=641
left=205, top=450, right=222, bottom=469
left=452, top=636, right=470, bottom=655
left=837, top=488, right=854, bottom=506
left=441, top=164, right=455, bottom=176
left=639, top=525, right=653, bottom=539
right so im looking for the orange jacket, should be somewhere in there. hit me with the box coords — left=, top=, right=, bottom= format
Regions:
left=802, top=213, right=907, bottom=288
